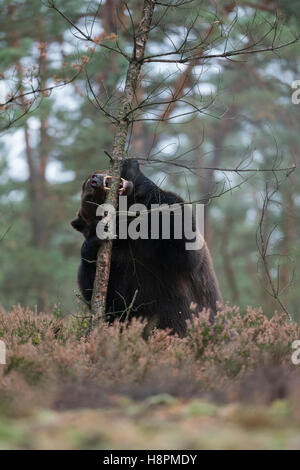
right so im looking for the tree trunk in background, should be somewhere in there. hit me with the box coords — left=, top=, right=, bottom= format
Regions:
left=23, top=124, right=46, bottom=249
left=221, top=216, right=240, bottom=303
left=34, top=19, right=50, bottom=250
left=195, top=107, right=235, bottom=247
left=280, top=146, right=296, bottom=290
left=97, top=0, right=126, bottom=96
left=10, top=7, right=50, bottom=311
left=144, top=22, right=216, bottom=156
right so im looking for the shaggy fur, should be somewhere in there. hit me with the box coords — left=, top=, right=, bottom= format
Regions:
left=71, top=160, right=222, bottom=336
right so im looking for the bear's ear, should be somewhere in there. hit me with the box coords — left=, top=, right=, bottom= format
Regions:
left=71, top=214, right=86, bottom=233
left=81, top=175, right=90, bottom=191
left=121, top=159, right=140, bottom=181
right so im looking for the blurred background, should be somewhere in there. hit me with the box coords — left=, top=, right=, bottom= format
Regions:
left=0, top=0, right=299, bottom=320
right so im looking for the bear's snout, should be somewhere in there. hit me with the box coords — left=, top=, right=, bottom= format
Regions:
left=90, top=174, right=103, bottom=188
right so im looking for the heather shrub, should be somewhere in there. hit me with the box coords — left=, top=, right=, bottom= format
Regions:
left=185, top=305, right=300, bottom=377
left=0, top=304, right=299, bottom=413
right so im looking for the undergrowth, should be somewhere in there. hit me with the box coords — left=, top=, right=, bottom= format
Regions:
left=0, top=304, right=299, bottom=415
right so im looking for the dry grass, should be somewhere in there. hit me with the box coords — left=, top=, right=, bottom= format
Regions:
left=0, top=305, right=300, bottom=449
left=0, top=304, right=299, bottom=411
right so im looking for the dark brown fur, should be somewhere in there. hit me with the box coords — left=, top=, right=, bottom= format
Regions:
left=71, top=160, right=222, bottom=336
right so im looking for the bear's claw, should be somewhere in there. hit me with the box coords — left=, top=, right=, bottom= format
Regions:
left=103, top=175, right=128, bottom=195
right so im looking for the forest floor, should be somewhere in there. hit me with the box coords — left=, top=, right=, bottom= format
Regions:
left=1, top=396, right=300, bottom=449
left=1, top=305, right=300, bottom=449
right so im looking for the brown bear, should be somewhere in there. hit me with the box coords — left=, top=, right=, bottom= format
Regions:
left=71, top=159, right=222, bottom=336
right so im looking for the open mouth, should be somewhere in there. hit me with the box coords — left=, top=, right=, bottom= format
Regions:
left=90, top=174, right=129, bottom=195
left=103, top=176, right=129, bottom=195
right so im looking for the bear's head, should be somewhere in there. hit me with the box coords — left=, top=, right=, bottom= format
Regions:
left=71, top=169, right=134, bottom=236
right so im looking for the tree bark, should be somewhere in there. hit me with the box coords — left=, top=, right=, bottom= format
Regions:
left=90, top=0, right=156, bottom=324
left=10, top=7, right=50, bottom=310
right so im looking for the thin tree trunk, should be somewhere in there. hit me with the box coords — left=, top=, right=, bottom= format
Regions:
left=90, top=0, right=156, bottom=326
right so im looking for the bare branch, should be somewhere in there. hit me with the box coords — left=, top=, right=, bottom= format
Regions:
left=256, top=169, right=296, bottom=320
left=144, top=34, right=300, bottom=63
